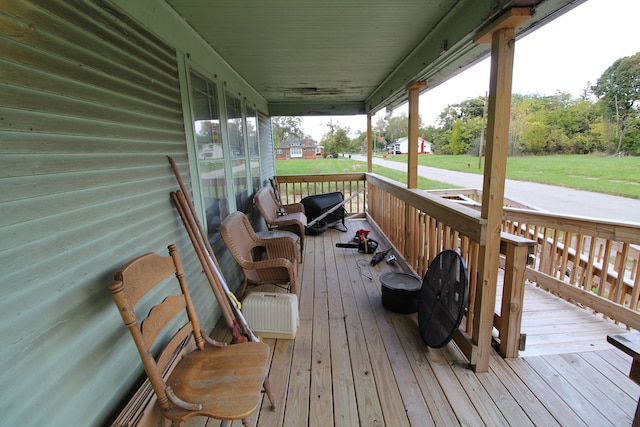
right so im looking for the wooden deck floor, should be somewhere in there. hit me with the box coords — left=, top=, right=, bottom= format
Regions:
left=208, top=218, right=638, bottom=427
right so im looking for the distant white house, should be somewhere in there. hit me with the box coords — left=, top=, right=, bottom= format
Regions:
left=388, top=136, right=432, bottom=154
left=198, top=142, right=224, bottom=160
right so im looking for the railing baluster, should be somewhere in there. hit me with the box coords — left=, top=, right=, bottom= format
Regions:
left=583, top=237, right=597, bottom=291
left=612, top=243, right=630, bottom=305
left=549, top=229, right=560, bottom=277
left=571, top=234, right=584, bottom=286
left=631, top=262, right=640, bottom=310
left=599, top=240, right=613, bottom=298
left=559, top=231, right=571, bottom=281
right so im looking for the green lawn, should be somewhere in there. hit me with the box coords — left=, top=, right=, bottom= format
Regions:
left=276, top=154, right=640, bottom=198
left=378, top=154, right=640, bottom=199
left=275, top=158, right=456, bottom=190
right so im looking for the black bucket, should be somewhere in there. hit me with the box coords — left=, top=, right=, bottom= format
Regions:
left=380, top=272, right=422, bottom=314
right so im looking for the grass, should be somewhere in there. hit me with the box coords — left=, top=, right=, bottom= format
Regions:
left=375, top=153, right=640, bottom=199
left=276, top=154, right=640, bottom=198
left=276, top=158, right=456, bottom=190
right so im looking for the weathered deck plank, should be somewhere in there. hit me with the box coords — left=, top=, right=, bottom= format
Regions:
left=342, top=257, right=410, bottom=424
left=323, top=231, right=359, bottom=426
left=504, top=356, right=589, bottom=427
left=391, top=312, right=460, bottom=426
left=487, top=351, right=561, bottom=427
left=523, top=356, right=614, bottom=426
left=206, top=218, right=637, bottom=427
left=331, top=224, right=385, bottom=426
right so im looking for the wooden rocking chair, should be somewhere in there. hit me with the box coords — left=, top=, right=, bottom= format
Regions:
left=109, top=244, right=274, bottom=427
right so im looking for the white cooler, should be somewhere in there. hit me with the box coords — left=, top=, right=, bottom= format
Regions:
left=242, top=292, right=299, bottom=339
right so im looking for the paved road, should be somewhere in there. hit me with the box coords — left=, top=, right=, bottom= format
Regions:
left=352, top=155, right=640, bottom=224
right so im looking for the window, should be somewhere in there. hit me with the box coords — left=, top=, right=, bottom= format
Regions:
left=225, top=91, right=249, bottom=213
left=246, top=106, right=261, bottom=194
left=190, top=71, right=228, bottom=240
left=290, top=146, right=302, bottom=158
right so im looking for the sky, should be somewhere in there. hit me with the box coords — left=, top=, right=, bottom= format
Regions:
left=301, top=0, right=640, bottom=141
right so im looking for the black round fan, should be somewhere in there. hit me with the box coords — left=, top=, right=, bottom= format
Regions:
left=418, top=249, right=469, bottom=348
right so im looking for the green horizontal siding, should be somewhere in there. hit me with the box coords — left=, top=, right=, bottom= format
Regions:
left=0, top=1, right=219, bottom=426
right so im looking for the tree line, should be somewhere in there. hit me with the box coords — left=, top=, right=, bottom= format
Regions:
left=273, top=53, right=639, bottom=157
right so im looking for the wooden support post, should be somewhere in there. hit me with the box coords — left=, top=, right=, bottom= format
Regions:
left=406, top=81, right=426, bottom=189
left=498, top=233, right=535, bottom=358
left=367, top=113, right=373, bottom=173
left=404, top=81, right=426, bottom=267
left=471, top=7, right=531, bottom=373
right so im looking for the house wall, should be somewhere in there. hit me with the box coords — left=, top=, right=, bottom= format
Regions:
left=303, top=147, right=317, bottom=159
left=390, top=137, right=432, bottom=154
left=274, top=146, right=323, bottom=160
left=275, top=147, right=290, bottom=160
left=0, top=1, right=275, bottom=425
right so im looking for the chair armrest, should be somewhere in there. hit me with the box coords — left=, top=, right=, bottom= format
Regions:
left=283, top=203, right=305, bottom=214
left=270, top=217, right=305, bottom=229
left=243, top=257, right=294, bottom=272
left=261, top=237, right=299, bottom=263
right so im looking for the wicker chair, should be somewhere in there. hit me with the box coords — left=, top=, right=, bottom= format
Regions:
left=220, top=211, right=299, bottom=297
left=254, top=186, right=306, bottom=260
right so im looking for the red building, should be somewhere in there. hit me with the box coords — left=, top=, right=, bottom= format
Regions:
left=276, top=137, right=324, bottom=160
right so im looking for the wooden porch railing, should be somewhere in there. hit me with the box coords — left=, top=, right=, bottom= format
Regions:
left=432, top=189, right=640, bottom=331
left=366, top=174, right=534, bottom=360
left=503, top=208, right=640, bottom=330
left=276, top=173, right=367, bottom=217
left=275, top=173, right=535, bottom=363
left=275, top=172, right=640, bottom=359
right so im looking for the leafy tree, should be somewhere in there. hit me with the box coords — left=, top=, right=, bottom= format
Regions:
left=386, top=116, right=405, bottom=144
left=352, top=131, right=369, bottom=153
left=433, top=96, right=485, bottom=154
left=321, top=120, right=351, bottom=157
left=372, top=117, right=388, bottom=151
left=510, top=93, right=606, bottom=155
left=419, top=126, right=438, bottom=146
left=445, top=120, right=471, bottom=154
left=272, top=116, right=304, bottom=147
left=373, top=112, right=422, bottom=149
left=592, top=52, right=640, bottom=154
left=623, top=117, right=640, bottom=154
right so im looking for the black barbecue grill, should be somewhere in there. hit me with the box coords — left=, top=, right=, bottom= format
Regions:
left=301, top=192, right=347, bottom=234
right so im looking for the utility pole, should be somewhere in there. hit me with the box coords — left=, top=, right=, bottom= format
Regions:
left=478, top=91, right=488, bottom=169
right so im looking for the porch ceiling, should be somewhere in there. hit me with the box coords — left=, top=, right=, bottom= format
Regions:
left=165, top=0, right=583, bottom=116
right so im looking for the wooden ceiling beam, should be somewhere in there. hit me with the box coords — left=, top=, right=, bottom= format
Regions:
left=473, top=7, right=533, bottom=44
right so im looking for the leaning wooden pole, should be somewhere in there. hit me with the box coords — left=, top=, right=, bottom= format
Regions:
left=167, top=157, right=220, bottom=268
left=168, top=157, right=259, bottom=342
left=170, top=191, right=243, bottom=341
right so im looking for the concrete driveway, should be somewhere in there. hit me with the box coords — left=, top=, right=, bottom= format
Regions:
left=352, top=155, right=640, bottom=224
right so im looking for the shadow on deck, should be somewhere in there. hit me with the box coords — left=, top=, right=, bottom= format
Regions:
left=211, top=218, right=638, bottom=427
